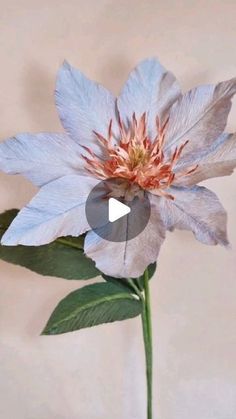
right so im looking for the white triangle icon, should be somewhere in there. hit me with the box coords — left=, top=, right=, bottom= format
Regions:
left=108, top=198, right=131, bottom=223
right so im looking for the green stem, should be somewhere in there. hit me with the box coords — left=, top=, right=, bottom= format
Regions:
left=142, top=268, right=153, bottom=419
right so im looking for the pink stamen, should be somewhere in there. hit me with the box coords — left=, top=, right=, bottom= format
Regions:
left=83, top=114, right=197, bottom=199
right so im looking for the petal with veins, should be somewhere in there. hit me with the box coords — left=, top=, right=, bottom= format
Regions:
left=117, top=58, right=181, bottom=138
left=1, top=175, right=99, bottom=246
left=55, top=61, right=119, bottom=155
left=0, top=133, right=85, bottom=187
left=164, top=78, right=236, bottom=157
left=174, top=133, right=236, bottom=186
left=160, top=186, right=229, bottom=246
left=84, top=194, right=165, bottom=278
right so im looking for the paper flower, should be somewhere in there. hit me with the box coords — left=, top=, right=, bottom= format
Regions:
left=0, top=58, right=236, bottom=277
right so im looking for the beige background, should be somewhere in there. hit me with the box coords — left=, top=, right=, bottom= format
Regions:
left=0, top=1, right=236, bottom=418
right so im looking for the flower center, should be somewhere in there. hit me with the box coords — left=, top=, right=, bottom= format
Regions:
left=82, top=113, right=197, bottom=200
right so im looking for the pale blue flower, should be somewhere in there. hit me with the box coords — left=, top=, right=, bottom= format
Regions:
left=0, top=58, right=236, bottom=277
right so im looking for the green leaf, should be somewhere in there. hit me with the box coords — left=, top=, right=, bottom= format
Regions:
left=0, top=209, right=100, bottom=280
left=42, top=282, right=142, bottom=335
left=102, top=274, right=134, bottom=292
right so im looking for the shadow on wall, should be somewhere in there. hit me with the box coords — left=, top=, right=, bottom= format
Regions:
left=22, top=61, right=61, bottom=132
left=97, top=55, right=132, bottom=94
left=22, top=57, right=134, bottom=130
left=21, top=57, right=215, bottom=133
left=179, top=69, right=210, bottom=90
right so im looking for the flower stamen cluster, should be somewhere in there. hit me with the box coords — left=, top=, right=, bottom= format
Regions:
left=82, top=113, right=197, bottom=199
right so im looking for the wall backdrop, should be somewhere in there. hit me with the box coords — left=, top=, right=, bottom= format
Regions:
left=0, top=1, right=236, bottom=418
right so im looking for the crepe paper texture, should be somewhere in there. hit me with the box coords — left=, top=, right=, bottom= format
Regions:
left=0, top=57, right=235, bottom=419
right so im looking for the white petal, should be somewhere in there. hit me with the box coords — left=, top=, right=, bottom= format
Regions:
left=164, top=78, right=236, bottom=157
left=1, top=175, right=99, bottom=246
left=84, top=194, right=165, bottom=278
left=0, top=133, right=84, bottom=187
left=160, top=186, right=229, bottom=246
left=55, top=61, right=119, bottom=155
left=174, top=133, right=236, bottom=186
left=117, top=58, right=181, bottom=138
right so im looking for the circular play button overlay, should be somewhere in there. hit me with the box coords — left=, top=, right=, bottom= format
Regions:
left=85, top=178, right=151, bottom=242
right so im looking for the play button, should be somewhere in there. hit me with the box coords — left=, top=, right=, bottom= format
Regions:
left=108, top=198, right=131, bottom=222
left=85, top=178, right=151, bottom=242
